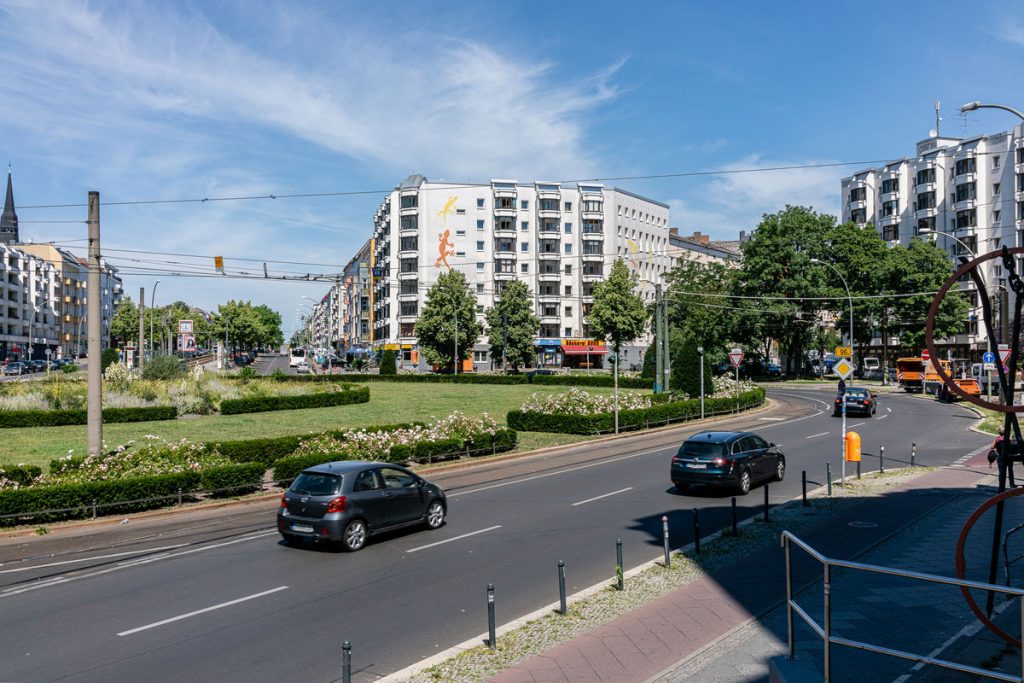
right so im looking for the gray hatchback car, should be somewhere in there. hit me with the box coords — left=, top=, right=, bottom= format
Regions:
left=277, top=461, right=447, bottom=551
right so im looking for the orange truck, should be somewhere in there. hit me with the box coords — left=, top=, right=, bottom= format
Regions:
left=896, top=357, right=924, bottom=393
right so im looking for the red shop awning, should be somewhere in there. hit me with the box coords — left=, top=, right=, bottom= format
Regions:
left=562, top=345, right=608, bottom=355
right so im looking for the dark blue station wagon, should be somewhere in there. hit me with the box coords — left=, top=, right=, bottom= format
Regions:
left=671, top=431, right=785, bottom=495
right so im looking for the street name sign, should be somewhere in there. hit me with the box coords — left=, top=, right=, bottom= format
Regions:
left=833, top=358, right=854, bottom=380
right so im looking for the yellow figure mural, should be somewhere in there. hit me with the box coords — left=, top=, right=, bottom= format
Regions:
left=436, top=228, right=456, bottom=269
left=626, top=237, right=640, bottom=271
left=438, top=196, right=458, bottom=221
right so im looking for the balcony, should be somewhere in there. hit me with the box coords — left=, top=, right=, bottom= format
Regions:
left=537, top=207, right=561, bottom=220
left=398, top=250, right=418, bottom=259
left=915, top=207, right=938, bottom=219
left=581, top=208, right=604, bottom=220
left=398, top=270, right=418, bottom=281
left=538, top=222, right=560, bottom=237
left=494, top=223, right=516, bottom=237
left=538, top=272, right=561, bottom=282
left=847, top=199, right=867, bottom=211
left=398, top=292, right=418, bottom=303
left=953, top=198, right=977, bottom=212
left=582, top=230, right=603, bottom=240
left=493, top=246, right=516, bottom=258
left=538, top=313, right=560, bottom=324
left=582, top=271, right=604, bottom=281
left=582, top=252, right=604, bottom=262
left=493, top=205, right=517, bottom=218
left=495, top=270, right=516, bottom=280
left=879, top=190, right=899, bottom=202
left=537, top=293, right=561, bottom=303
left=538, top=251, right=560, bottom=261
left=879, top=214, right=900, bottom=227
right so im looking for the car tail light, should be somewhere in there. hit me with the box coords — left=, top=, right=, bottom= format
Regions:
left=279, top=493, right=287, bottom=508
left=713, top=458, right=734, bottom=467
left=325, top=496, right=347, bottom=513
left=864, top=400, right=872, bottom=405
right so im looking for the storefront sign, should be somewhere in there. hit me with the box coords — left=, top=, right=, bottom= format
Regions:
left=561, top=338, right=608, bottom=355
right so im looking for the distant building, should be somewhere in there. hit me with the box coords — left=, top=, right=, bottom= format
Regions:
left=667, top=228, right=742, bottom=265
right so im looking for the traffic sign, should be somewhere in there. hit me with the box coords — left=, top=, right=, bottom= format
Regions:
left=833, top=358, right=854, bottom=380
left=983, top=351, right=996, bottom=364
left=178, top=319, right=194, bottom=334
left=999, top=345, right=1012, bottom=368
left=921, top=349, right=930, bottom=362
left=728, top=348, right=744, bottom=368
left=835, top=346, right=852, bottom=358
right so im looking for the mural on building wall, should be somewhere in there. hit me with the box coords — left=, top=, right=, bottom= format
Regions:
left=438, top=196, right=458, bottom=221
left=436, top=228, right=456, bottom=270
left=626, top=237, right=641, bottom=271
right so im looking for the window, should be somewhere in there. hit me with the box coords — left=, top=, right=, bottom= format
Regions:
left=564, top=264, right=573, bottom=275
left=521, top=221, right=529, bottom=231
left=994, top=183, right=1002, bottom=196
left=477, top=198, right=485, bottom=208
left=497, top=196, right=515, bottom=209
left=400, top=302, right=418, bottom=316
left=539, top=198, right=559, bottom=211
left=456, top=208, right=466, bottom=215
left=956, top=209, right=977, bottom=228
left=455, top=250, right=465, bottom=257
left=521, top=200, right=529, bottom=210
left=400, top=195, right=418, bottom=209
left=881, top=200, right=897, bottom=217
left=916, top=168, right=935, bottom=185
left=477, top=241, right=485, bottom=251
left=916, top=191, right=936, bottom=210
left=477, top=219, right=485, bottom=230
left=881, top=178, right=899, bottom=194
left=955, top=182, right=977, bottom=202
left=564, top=222, right=572, bottom=233
left=476, top=283, right=484, bottom=293
left=995, top=210, right=1002, bottom=224
left=564, top=243, right=573, bottom=255
left=456, top=229, right=466, bottom=236
left=476, top=262, right=485, bottom=272
left=521, top=242, right=529, bottom=251
left=565, top=285, right=572, bottom=296
left=955, top=157, right=976, bottom=175
left=583, top=199, right=603, bottom=213
left=994, top=155, right=1001, bottom=169
left=849, top=187, right=867, bottom=202
left=564, top=201, right=573, bottom=212
left=882, top=225, right=899, bottom=241
left=564, top=306, right=573, bottom=316
left=916, top=217, right=935, bottom=235
left=380, top=467, right=416, bottom=489
left=476, top=305, right=484, bottom=313
left=400, top=215, right=418, bottom=230
left=521, top=263, right=529, bottom=273
left=473, top=350, right=488, bottom=362
left=400, top=236, right=418, bottom=251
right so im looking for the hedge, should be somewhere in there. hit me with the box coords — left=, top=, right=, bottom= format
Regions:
left=272, top=452, right=348, bottom=483
left=507, top=387, right=766, bottom=435
left=199, top=462, right=266, bottom=497
left=0, top=471, right=201, bottom=524
left=219, top=385, right=370, bottom=415
left=530, top=374, right=652, bottom=389
left=0, top=464, right=41, bottom=486
left=0, top=405, right=178, bottom=429
left=276, top=373, right=529, bottom=385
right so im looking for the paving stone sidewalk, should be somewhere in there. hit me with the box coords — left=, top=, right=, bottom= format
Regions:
left=490, top=451, right=1003, bottom=683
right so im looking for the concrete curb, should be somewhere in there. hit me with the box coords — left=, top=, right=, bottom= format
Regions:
left=377, top=465, right=932, bottom=683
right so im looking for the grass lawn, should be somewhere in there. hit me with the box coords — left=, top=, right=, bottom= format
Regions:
left=1, top=382, right=642, bottom=469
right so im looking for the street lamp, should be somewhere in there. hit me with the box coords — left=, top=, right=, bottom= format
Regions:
left=811, top=258, right=854, bottom=487
left=960, top=101, right=1024, bottom=122
left=149, top=280, right=160, bottom=359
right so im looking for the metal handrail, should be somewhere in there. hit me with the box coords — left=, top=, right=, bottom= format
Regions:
left=781, top=530, right=1024, bottom=682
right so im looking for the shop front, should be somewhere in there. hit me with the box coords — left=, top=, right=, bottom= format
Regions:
left=534, top=338, right=562, bottom=368
left=560, top=338, right=607, bottom=369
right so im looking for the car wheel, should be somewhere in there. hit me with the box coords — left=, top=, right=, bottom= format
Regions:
left=425, top=500, right=445, bottom=529
left=737, top=469, right=752, bottom=495
left=341, top=519, right=368, bottom=552
left=674, top=481, right=689, bottom=494
left=774, top=458, right=786, bottom=482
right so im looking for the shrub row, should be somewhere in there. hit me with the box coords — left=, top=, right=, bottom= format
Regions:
left=530, top=374, right=652, bottom=389
left=0, top=405, right=178, bottom=429
left=507, top=387, right=766, bottom=435
left=274, top=372, right=656, bottom=388
left=0, top=464, right=42, bottom=486
left=0, top=462, right=268, bottom=525
left=219, top=385, right=369, bottom=415
left=271, top=428, right=518, bottom=482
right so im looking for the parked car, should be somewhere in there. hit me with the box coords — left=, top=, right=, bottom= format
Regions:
left=2, top=362, right=25, bottom=376
left=527, top=369, right=556, bottom=379
left=671, top=431, right=785, bottom=495
left=278, top=461, right=447, bottom=551
left=766, top=362, right=782, bottom=378
left=29, top=360, right=47, bottom=372
left=833, top=387, right=877, bottom=417
left=295, top=360, right=310, bottom=374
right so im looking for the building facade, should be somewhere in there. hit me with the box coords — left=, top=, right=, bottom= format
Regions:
left=310, top=175, right=671, bottom=371
left=840, top=125, right=1024, bottom=354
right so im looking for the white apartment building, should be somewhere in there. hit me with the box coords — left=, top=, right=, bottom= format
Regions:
left=840, top=124, right=1024, bottom=354
left=360, top=175, right=671, bottom=371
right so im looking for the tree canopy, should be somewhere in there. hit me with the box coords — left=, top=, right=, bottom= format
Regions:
left=588, top=258, right=648, bottom=357
left=485, top=280, right=540, bottom=372
left=414, top=270, right=481, bottom=372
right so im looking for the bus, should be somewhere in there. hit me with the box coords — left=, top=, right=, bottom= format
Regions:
left=289, top=347, right=306, bottom=368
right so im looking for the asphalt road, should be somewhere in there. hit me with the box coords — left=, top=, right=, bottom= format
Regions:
left=0, top=388, right=988, bottom=682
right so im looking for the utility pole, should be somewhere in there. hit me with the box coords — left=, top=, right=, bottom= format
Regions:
left=501, top=313, right=508, bottom=374
left=662, top=290, right=671, bottom=393
left=454, top=294, right=459, bottom=376
left=654, top=284, right=663, bottom=393
left=138, top=286, right=145, bottom=371
left=86, top=192, right=102, bottom=455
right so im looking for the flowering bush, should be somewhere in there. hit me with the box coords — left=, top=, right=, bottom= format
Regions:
left=103, top=362, right=136, bottom=392
left=519, top=388, right=652, bottom=416
left=711, top=375, right=757, bottom=397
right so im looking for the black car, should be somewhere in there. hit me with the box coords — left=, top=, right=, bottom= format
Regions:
left=29, top=360, right=46, bottom=373
left=833, top=387, right=877, bottom=417
left=277, top=461, right=447, bottom=551
left=671, top=431, right=785, bottom=495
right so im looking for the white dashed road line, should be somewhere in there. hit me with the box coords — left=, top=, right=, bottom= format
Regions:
left=406, top=525, right=502, bottom=554
left=0, top=544, right=186, bottom=574
left=571, top=487, right=633, bottom=507
left=805, top=432, right=829, bottom=439
left=117, top=586, right=289, bottom=636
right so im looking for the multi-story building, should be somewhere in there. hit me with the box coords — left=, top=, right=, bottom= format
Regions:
left=840, top=124, right=1024, bottom=355
left=357, top=174, right=670, bottom=371
left=1, top=170, right=122, bottom=359
left=667, top=228, right=743, bottom=265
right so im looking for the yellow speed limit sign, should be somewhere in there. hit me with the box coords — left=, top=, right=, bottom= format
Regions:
left=835, top=346, right=852, bottom=358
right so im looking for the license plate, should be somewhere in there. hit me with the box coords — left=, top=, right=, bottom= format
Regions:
left=688, top=463, right=707, bottom=469
left=291, top=524, right=314, bottom=533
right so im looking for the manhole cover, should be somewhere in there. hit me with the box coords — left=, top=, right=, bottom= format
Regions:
left=848, top=521, right=879, bottom=528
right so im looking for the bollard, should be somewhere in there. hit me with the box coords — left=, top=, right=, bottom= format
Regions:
left=857, top=457, right=861, bottom=480
left=557, top=561, right=567, bottom=615
left=731, top=496, right=739, bottom=535
left=880, top=445, right=885, bottom=474
left=616, top=540, right=624, bottom=590
left=826, top=463, right=832, bottom=497
left=177, top=488, right=182, bottom=506
left=662, top=515, right=671, bottom=568
left=911, top=442, right=916, bottom=467
left=92, top=499, right=97, bottom=520
left=763, top=484, right=770, bottom=523
left=341, top=641, right=351, bottom=683
left=693, top=508, right=701, bottom=554
left=487, top=583, right=496, bottom=650
left=801, top=470, right=808, bottom=507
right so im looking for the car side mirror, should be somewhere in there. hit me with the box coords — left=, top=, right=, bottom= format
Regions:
left=416, top=479, right=426, bottom=487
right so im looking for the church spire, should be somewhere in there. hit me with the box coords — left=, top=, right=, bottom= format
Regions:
left=0, top=165, right=18, bottom=244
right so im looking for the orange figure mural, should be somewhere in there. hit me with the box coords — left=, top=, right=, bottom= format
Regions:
left=436, top=228, right=455, bottom=269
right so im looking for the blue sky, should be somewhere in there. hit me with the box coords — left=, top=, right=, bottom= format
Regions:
left=2, top=0, right=1023, bottom=334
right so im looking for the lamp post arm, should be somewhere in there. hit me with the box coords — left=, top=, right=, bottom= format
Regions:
left=962, top=102, right=1024, bottom=123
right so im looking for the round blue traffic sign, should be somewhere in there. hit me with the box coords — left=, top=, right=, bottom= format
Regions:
left=983, top=351, right=996, bottom=364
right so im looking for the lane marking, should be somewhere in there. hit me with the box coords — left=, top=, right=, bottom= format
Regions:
left=886, top=407, right=892, bottom=413
left=847, top=422, right=865, bottom=429
left=877, top=414, right=888, bottom=421
left=805, top=432, right=829, bottom=439
left=0, top=544, right=187, bottom=574
left=406, top=525, right=502, bottom=554
left=757, top=417, right=787, bottom=421
left=571, top=487, right=633, bottom=507
left=117, top=586, right=288, bottom=636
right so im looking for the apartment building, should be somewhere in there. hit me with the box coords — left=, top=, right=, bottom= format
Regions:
left=350, top=174, right=671, bottom=371
left=667, top=228, right=743, bottom=265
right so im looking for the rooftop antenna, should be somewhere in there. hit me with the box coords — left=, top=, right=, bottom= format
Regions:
left=934, top=100, right=942, bottom=136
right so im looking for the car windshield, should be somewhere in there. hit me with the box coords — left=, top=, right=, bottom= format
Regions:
left=846, top=388, right=869, bottom=398
left=679, top=441, right=727, bottom=458
left=290, top=472, right=342, bottom=496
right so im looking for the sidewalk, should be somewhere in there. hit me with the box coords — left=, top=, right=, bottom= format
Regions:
left=490, top=449, right=1008, bottom=683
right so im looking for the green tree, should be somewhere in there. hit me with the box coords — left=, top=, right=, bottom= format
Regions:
left=640, top=339, right=656, bottom=379
left=484, top=280, right=540, bottom=372
left=664, top=256, right=737, bottom=355
left=589, top=258, right=648, bottom=366
left=414, top=270, right=481, bottom=372
left=210, top=301, right=265, bottom=351
left=379, top=349, right=397, bottom=375
left=885, top=237, right=968, bottom=352
left=253, top=304, right=284, bottom=348
left=110, top=296, right=139, bottom=345
left=670, top=329, right=715, bottom=397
